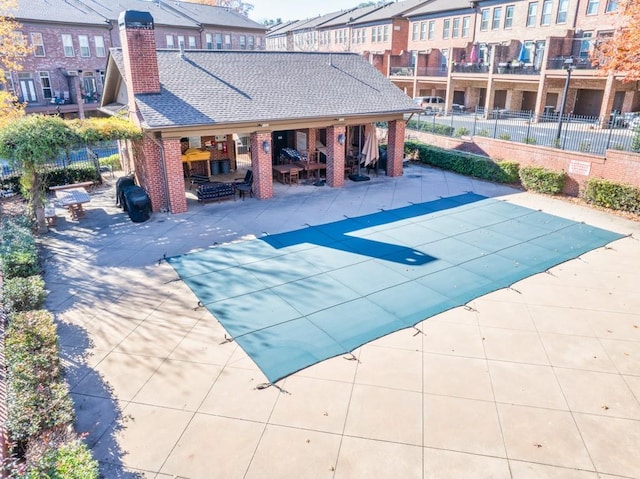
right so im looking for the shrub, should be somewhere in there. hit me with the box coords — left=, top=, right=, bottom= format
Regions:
left=404, top=141, right=520, bottom=184
left=496, top=161, right=521, bottom=184
left=578, top=140, right=592, bottom=153
left=5, top=310, right=74, bottom=442
left=454, top=127, right=471, bottom=138
left=476, top=129, right=490, bottom=137
left=45, top=166, right=100, bottom=188
left=631, top=130, right=640, bottom=152
left=498, top=133, right=511, bottom=141
left=519, top=166, right=566, bottom=194
left=2, top=275, right=47, bottom=313
left=99, top=153, right=121, bottom=171
left=583, top=178, right=640, bottom=214
left=406, top=120, right=454, bottom=136
left=1, top=249, right=39, bottom=279
left=20, top=437, right=99, bottom=479
left=522, top=136, right=537, bottom=145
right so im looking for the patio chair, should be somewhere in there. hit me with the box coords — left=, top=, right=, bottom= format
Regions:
left=235, top=169, right=253, bottom=200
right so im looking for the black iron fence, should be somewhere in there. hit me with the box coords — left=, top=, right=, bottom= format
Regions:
left=406, top=108, right=640, bottom=155
left=0, top=141, right=119, bottom=181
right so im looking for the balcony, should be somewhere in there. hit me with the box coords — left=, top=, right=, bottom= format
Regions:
left=494, top=62, right=540, bottom=75
left=547, top=56, right=597, bottom=70
left=452, top=63, right=490, bottom=74
left=390, top=66, right=414, bottom=76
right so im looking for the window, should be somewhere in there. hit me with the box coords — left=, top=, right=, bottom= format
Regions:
left=412, top=23, right=419, bottom=41
left=248, top=35, right=254, bottom=49
left=78, top=35, right=90, bottom=57
left=12, top=30, right=25, bottom=48
left=166, top=35, right=174, bottom=48
left=606, top=0, right=618, bottom=12
left=1, top=71, right=15, bottom=94
left=462, top=16, right=470, bottom=37
left=441, top=49, right=448, bottom=71
left=492, top=7, right=502, bottom=29
left=443, top=19, right=450, bottom=38
left=579, top=32, right=593, bottom=58
left=188, top=36, right=196, bottom=49
left=557, top=0, right=569, bottom=23
left=383, top=25, right=388, bottom=42
left=239, top=35, right=246, bottom=49
left=61, top=34, right=74, bottom=57
left=453, top=18, right=460, bottom=37
left=215, top=33, right=222, bottom=49
left=178, top=36, right=185, bottom=49
left=428, top=21, right=435, bottom=40
left=205, top=33, right=213, bottom=49
left=587, top=0, right=599, bottom=14
left=17, top=73, right=36, bottom=102
left=38, top=71, right=52, bottom=99
left=480, top=8, right=490, bottom=30
left=541, top=0, right=552, bottom=25
left=224, top=34, right=231, bottom=49
left=505, top=5, right=514, bottom=28
left=94, top=36, right=105, bottom=57
left=31, top=32, right=45, bottom=57
left=527, top=2, right=538, bottom=27
left=521, top=40, right=534, bottom=63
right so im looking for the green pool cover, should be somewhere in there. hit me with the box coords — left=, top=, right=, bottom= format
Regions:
left=167, top=193, right=624, bottom=383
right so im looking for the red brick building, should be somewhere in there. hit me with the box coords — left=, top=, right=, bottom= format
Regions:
left=101, top=10, right=420, bottom=214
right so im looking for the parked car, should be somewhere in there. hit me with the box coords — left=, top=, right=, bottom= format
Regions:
left=625, top=112, right=640, bottom=130
left=413, top=96, right=446, bottom=113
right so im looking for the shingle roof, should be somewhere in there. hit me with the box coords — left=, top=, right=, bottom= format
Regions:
left=13, top=0, right=108, bottom=25
left=109, top=48, right=420, bottom=130
left=407, top=0, right=474, bottom=17
left=163, top=2, right=266, bottom=31
left=349, top=0, right=431, bottom=25
left=79, top=0, right=198, bottom=27
left=321, top=5, right=384, bottom=28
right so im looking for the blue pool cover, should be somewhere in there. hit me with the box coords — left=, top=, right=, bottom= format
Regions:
left=167, top=193, right=624, bottom=383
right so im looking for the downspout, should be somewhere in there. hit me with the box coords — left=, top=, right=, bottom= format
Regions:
left=146, top=132, right=171, bottom=213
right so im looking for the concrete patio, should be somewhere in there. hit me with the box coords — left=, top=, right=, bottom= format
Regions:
left=42, top=163, right=640, bottom=479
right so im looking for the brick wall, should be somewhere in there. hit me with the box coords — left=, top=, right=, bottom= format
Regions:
left=250, top=132, right=273, bottom=199
left=120, top=26, right=160, bottom=96
left=326, top=126, right=346, bottom=188
left=405, top=130, right=640, bottom=196
left=387, top=120, right=405, bottom=177
left=163, top=138, right=188, bottom=214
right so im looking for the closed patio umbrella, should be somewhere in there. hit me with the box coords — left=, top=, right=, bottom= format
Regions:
left=470, top=44, right=478, bottom=63
left=362, top=123, right=379, bottom=168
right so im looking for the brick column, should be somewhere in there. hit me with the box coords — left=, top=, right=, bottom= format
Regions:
left=250, top=132, right=273, bottom=199
left=387, top=120, right=405, bottom=177
left=162, top=138, right=188, bottom=214
left=326, top=125, right=346, bottom=188
left=307, top=128, right=317, bottom=160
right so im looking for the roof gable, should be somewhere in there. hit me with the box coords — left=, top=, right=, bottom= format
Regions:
left=108, top=49, right=419, bottom=130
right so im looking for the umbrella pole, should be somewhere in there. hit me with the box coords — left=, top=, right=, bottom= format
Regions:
left=349, top=124, right=370, bottom=182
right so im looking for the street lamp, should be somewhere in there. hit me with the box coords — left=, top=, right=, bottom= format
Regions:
left=555, top=57, right=575, bottom=142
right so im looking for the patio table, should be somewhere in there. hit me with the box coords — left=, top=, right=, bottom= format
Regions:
left=53, top=187, right=91, bottom=220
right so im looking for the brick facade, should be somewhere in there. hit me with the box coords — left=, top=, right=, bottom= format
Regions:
left=326, top=126, right=346, bottom=188
left=387, top=120, right=405, bottom=177
left=250, top=132, right=274, bottom=199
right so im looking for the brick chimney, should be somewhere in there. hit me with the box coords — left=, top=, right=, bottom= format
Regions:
left=118, top=10, right=161, bottom=101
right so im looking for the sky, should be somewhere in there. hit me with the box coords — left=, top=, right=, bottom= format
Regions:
left=248, top=0, right=360, bottom=23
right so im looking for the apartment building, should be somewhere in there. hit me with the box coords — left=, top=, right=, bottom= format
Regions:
left=2, top=0, right=266, bottom=118
left=267, top=0, right=636, bottom=121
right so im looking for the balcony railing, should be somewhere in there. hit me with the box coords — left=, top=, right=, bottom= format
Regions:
left=452, top=63, right=490, bottom=74
left=390, top=66, right=449, bottom=77
left=547, top=56, right=597, bottom=70
left=493, top=62, right=540, bottom=75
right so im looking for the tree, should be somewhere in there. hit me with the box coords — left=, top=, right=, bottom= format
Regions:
left=593, top=0, right=640, bottom=82
left=0, top=0, right=32, bottom=127
left=0, top=116, right=141, bottom=233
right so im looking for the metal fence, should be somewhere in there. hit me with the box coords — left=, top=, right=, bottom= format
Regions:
left=406, top=108, right=640, bottom=156
left=0, top=141, right=119, bottom=180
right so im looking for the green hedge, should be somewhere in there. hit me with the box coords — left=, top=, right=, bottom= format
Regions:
left=406, top=119, right=455, bottom=136
left=405, top=141, right=520, bottom=184
left=5, top=310, right=75, bottom=442
left=99, top=153, right=122, bottom=171
left=519, top=166, right=566, bottom=195
left=45, top=166, right=100, bottom=188
left=0, top=215, right=39, bottom=279
left=2, top=275, right=47, bottom=313
left=19, top=437, right=99, bottom=479
left=583, top=178, right=640, bottom=214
